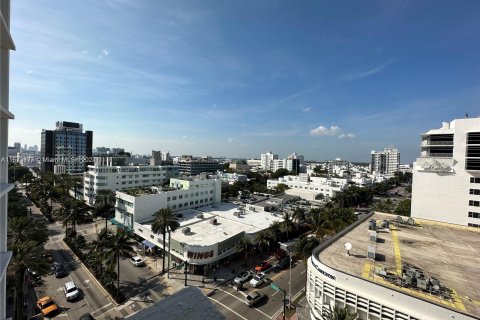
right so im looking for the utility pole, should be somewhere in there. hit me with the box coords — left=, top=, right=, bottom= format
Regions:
left=184, top=261, right=188, bottom=286
left=288, top=250, right=292, bottom=308
left=167, top=227, right=171, bottom=279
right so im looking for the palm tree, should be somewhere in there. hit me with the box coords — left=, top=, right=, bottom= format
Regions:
left=323, top=305, right=358, bottom=320
left=105, top=228, right=135, bottom=299
left=254, top=230, right=271, bottom=254
left=95, top=189, right=116, bottom=230
left=235, top=235, right=251, bottom=266
left=55, top=199, right=90, bottom=232
left=292, top=206, right=306, bottom=223
left=8, top=241, right=50, bottom=320
left=294, top=234, right=319, bottom=262
left=268, top=221, right=282, bottom=244
left=8, top=215, right=48, bottom=245
left=281, top=211, right=296, bottom=240
left=151, top=208, right=180, bottom=273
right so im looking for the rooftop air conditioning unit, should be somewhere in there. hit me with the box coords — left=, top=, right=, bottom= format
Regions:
left=182, top=227, right=190, bottom=234
left=197, top=214, right=204, bottom=219
left=368, top=220, right=376, bottom=231
left=210, top=218, right=217, bottom=225
left=370, top=231, right=378, bottom=242
left=367, top=245, right=376, bottom=260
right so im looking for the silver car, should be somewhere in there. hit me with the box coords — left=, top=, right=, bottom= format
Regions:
left=233, top=270, right=253, bottom=284
left=244, top=291, right=265, bottom=307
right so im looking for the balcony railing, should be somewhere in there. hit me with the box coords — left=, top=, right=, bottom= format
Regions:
left=421, top=153, right=453, bottom=158
left=421, top=140, right=454, bottom=146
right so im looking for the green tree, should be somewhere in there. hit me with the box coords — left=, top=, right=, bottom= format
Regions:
left=55, top=199, right=91, bottom=232
left=8, top=241, right=50, bottom=320
left=394, top=199, right=411, bottom=216
left=254, top=230, right=271, bottom=254
left=313, top=166, right=328, bottom=176
left=105, top=228, right=135, bottom=299
left=270, top=168, right=290, bottom=179
left=281, top=211, right=296, bottom=240
left=323, top=305, right=358, bottom=320
left=8, top=215, right=48, bottom=245
left=373, top=199, right=395, bottom=213
left=95, top=189, right=116, bottom=230
left=294, top=235, right=319, bottom=261
left=151, top=208, right=180, bottom=273
left=235, top=235, right=251, bottom=265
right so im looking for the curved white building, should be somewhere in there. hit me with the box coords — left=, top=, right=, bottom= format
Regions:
left=307, top=213, right=479, bottom=320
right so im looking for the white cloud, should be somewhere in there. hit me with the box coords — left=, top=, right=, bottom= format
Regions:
left=101, top=49, right=109, bottom=56
left=338, top=133, right=356, bottom=139
left=343, top=60, right=394, bottom=82
left=310, top=125, right=356, bottom=139
left=80, top=50, right=88, bottom=54
left=310, top=125, right=341, bottom=136
left=302, top=107, right=311, bottom=112
left=228, top=138, right=234, bottom=143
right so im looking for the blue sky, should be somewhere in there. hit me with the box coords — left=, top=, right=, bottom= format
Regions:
left=9, top=0, right=480, bottom=162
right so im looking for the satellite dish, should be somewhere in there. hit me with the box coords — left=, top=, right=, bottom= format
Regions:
left=344, top=242, right=352, bottom=256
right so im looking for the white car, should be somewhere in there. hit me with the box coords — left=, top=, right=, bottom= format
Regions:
left=130, top=256, right=144, bottom=267
left=250, top=272, right=266, bottom=288
left=233, top=270, right=253, bottom=284
left=64, top=281, right=80, bottom=301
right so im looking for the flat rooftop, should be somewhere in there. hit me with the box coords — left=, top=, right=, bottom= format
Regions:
left=141, top=203, right=283, bottom=246
left=319, top=212, right=480, bottom=318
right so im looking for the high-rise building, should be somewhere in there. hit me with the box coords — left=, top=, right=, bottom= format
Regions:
left=40, top=121, right=93, bottom=174
left=370, top=148, right=400, bottom=177
left=411, top=118, right=480, bottom=227
left=0, top=1, right=14, bottom=318
left=260, top=151, right=278, bottom=170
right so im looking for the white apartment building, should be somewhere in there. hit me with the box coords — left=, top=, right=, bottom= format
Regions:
left=260, top=151, right=278, bottom=170
left=0, top=2, right=14, bottom=318
left=267, top=174, right=349, bottom=201
left=370, top=148, right=400, bottom=177
left=411, top=118, right=480, bottom=227
left=83, top=157, right=179, bottom=205
left=307, top=212, right=479, bottom=320
left=114, top=175, right=221, bottom=228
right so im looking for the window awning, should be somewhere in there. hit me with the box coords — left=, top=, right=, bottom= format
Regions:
left=142, top=239, right=156, bottom=249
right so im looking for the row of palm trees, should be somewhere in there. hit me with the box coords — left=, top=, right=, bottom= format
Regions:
left=6, top=187, right=50, bottom=320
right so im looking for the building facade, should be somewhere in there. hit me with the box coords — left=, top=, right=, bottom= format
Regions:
left=83, top=157, right=179, bottom=205
left=260, top=151, right=278, bottom=170
left=411, top=118, right=480, bottom=227
left=370, top=148, right=400, bottom=177
left=0, top=1, right=14, bottom=317
left=114, top=176, right=222, bottom=228
left=267, top=174, right=349, bottom=200
left=177, top=156, right=223, bottom=175
left=41, top=121, right=93, bottom=174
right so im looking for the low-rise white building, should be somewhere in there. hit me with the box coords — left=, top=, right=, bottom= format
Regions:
left=83, top=157, right=179, bottom=205
left=215, top=171, right=248, bottom=185
left=114, top=175, right=221, bottom=228
left=267, top=174, right=349, bottom=201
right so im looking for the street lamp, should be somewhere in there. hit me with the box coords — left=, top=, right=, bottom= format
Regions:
left=167, top=226, right=172, bottom=278
left=288, top=250, right=293, bottom=309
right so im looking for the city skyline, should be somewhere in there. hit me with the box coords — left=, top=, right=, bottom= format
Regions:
left=9, top=0, right=480, bottom=162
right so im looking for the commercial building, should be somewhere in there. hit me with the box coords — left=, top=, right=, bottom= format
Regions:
left=177, top=155, right=223, bottom=175
left=228, top=160, right=250, bottom=172
left=370, top=148, right=400, bottom=177
left=267, top=174, right=349, bottom=201
left=307, top=212, right=479, bottom=320
left=40, top=121, right=93, bottom=174
left=411, top=118, right=480, bottom=227
left=83, top=157, right=179, bottom=205
left=115, top=175, right=283, bottom=270
left=150, top=150, right=172, bottom=166
left=7, top=142, right=19, bottom=157
left=215, top=171, right=248, bottom=185
left=0, top=2, right=14, bottom=318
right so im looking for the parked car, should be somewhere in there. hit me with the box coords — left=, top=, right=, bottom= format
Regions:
left=255, top=261, right=271, bottom=272
left=274, top=256, right=290, bottom=270
left=54, top=264, right=68, bottom=278
left=27, top=269, right=42, bottom=286
left=244, top=291, right=266, bottom=307
left=250, top=272, right=267, bottom=288
left=36, top=296, right=59, bottom=317
left=64, top=281, right=80, bottom=301
left=79, top=313, right=95, bottom=320
left=233, top=270, right=253, bottom=284
left=130, top=256, right=144, bottom=267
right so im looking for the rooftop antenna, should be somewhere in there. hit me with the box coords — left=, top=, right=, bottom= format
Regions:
left=344, top=242, right=352, bottom=256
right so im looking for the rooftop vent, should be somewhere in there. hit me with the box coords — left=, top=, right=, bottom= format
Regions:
left=210, top=218, right=217, bottom=225
left=197, top=214, right=204, bottom=219
left=368, top=220, right=376, bottom=231
left=182, top=227, right=190, bottom=234
left=367, top=245, right=376, bottom=260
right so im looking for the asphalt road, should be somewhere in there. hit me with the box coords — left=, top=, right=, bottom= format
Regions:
left=208, top=260, right=307, bottom=320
